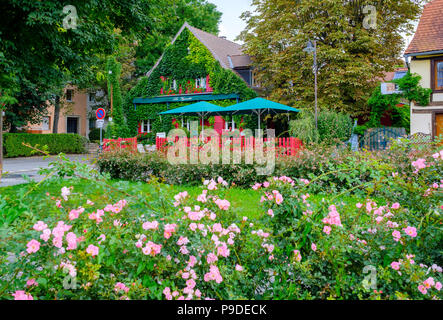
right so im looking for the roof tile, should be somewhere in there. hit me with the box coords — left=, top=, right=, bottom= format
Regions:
left=405, top=0, right=443, bottom=55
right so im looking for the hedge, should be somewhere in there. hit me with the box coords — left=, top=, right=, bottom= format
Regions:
left=2, top=133, right=87, bottom=157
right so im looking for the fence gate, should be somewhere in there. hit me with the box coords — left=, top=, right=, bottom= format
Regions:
left=361, top=127, right=406, bottom=151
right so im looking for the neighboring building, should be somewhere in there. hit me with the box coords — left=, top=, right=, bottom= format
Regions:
left=132, top=22, right=258, bottom=137
left=405, top=0, right=443, bottom=138
left=26, top=86, right=107, bottom=138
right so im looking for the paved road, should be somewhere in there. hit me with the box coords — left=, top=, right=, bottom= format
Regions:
left=0, top=154, right=95, bottom=188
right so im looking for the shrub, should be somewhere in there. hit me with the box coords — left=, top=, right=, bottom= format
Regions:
left=97, top=138, right=439, bottom=194
left=2, top=133, right=87, bottom=157
left=0, top=148, right=442, bottom=300
left=88, top=128, right=101, bottom=142
left=290, top=110, right=353, bottom=145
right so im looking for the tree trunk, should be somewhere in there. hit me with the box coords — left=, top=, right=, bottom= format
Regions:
left=53, top=95, right=60, bottom=133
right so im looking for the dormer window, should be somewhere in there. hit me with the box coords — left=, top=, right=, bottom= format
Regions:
left=433, top=59, right=443, bottom=91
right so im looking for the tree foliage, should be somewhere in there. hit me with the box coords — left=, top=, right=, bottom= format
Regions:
left=0, top=0, right=221, bottom=132
left=106, top=57, right=129, bottom=138
left=239, top=0, right=424, bottom=116
left=355, top=72, right=431, bottom=135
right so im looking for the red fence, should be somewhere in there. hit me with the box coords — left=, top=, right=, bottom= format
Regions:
left=156, top=136, right=302, bottom=158
left=103, top=137, right=138, bottom=153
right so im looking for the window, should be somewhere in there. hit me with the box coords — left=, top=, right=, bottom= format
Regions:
left=141, top=120, right=151, bottom=133
left=66, top=89, right=74, bottom=102
left=89, top=93, right=95, bottom=102
left=434, top=59, right=443, bottom=91
left=171, top=80, right=177, bottom=91
left=195, top=77, right=206, bottom=89
left=42, top=116, right=50, bottom=131
left=89, top=118, right=96, bottom=129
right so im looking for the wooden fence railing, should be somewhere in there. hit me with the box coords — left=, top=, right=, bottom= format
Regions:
left=103, top=137, right=138, bottom=152
left=156, top=136, right=303, bottom=157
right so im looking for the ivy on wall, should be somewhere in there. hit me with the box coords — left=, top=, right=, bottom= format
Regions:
left=355, top=72, right=432, bottom=135
left=106, top=57, right=130, bottom=138
left=123, top=28, right=257, bottom=137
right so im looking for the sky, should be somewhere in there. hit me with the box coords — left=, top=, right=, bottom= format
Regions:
left=209, top=0, right=419, bottom=52
left=210, top=0, right=254, bottom=43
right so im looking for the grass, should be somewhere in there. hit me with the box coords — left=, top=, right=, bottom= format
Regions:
left=1, top=178, right=372, bottom=220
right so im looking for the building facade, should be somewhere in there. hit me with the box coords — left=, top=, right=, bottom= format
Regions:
left=129, top=22, right=258, bottom=141
left=405, top=0, right=443, bottom=139
left=26, top=86, right=106, bottom=138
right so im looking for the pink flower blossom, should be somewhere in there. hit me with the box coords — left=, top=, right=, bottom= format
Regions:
left=275, top=193, right=283, bottom=205
left=26, top=278, right=38, bottom=287
left=142, top=221, right=159, bottom=230
left=164, top=224, right=177, bottom=239
left=214, top=199, right=230, bottom=211
left=33, top=221, right=48, bottom=232
left=323, top=225, right=331, bottom=235
left=12, top=290, right=33, bottom=300
left=391, top=261, right=401, bottom=270
left=115, top=282, right=130, bottom=293
left=235, top=264, right=243, bottom=271
left=204, top=265, right=223, bottom=283
left=391, top=203, right=400, bottom=210
left=418, top=285, right=427, bottom=295
left=293, top=250, right=302, bottom=262
left=403, top=226, right=417, bottom=238
left=311, top=243, right=317, bottom=251
left=61, top=186, right=71, bottom=201
left=86, top=244, right=99, bottom=257
left=26, top=239, right=40, bottom=254
left=207, top=252, right=218, bottom=264
left=177, top=236, right=189, bottom=246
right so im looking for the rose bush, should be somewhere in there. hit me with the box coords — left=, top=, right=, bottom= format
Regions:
left=0, top=147, right=442, bottom=300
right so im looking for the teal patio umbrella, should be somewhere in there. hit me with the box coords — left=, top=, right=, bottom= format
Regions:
left=159, top=101, right=226, bottom=133
left=218, top=97, right=300, bottom=130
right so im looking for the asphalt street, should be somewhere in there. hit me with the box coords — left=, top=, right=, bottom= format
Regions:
left=0, top=154, right=94, bottom=188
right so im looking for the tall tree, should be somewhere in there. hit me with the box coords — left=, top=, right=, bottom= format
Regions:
left=0, top=0, right=154, bottom=132
left=239, top=0, right=424, bottom=117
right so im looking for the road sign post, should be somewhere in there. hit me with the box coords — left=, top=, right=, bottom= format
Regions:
left=96, top=108, right=106, bottom=147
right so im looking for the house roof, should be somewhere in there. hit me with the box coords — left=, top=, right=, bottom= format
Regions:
left=147, top=22, right=252, bottom=77
left=383, top=67, right=408, bottom=82
left=405, top=0, right=443, bottom=56
left=228, top=55, right=252, bottom=69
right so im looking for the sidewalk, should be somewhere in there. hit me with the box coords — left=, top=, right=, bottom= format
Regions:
left=0, top=154, right=95, bottom=188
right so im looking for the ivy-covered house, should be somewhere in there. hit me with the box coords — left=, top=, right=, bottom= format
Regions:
left=404, top=0, right=443, bottom=138
left=125, top=22, right=259, bottom=143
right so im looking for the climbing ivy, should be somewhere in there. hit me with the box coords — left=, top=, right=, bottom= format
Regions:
left=355, top=72, right=432, bottom=135
left=106, top=57, right=130, bottom=138
left=123, top=28, right=257, bottom=136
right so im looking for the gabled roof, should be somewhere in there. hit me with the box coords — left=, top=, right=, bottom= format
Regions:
left=405, top=0, right=443, bottom=56
left=383, top=67, right=408, bottom=82
left=147, top=22, right=251, bottom=77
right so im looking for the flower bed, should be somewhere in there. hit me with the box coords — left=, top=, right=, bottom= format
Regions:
left=0, top=147, right=442, bottom=300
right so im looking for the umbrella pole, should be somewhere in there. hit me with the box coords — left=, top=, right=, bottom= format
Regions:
left=258, top=113, right=260, bottom=131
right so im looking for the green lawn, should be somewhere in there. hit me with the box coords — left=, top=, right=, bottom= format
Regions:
left=1, top=179, right=371, bottom=220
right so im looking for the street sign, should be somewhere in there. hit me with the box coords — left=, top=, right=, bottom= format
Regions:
left=96, top=120, right=104, bottom=128
left=381, top=83, right=403, bottom=95
left=96, top=108, right=106, bottom=120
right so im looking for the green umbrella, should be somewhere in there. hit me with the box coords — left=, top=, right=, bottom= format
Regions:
left=218, top=98, right=300, bottom=130
left=159, top=101, right=226, bottom=134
